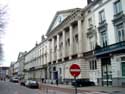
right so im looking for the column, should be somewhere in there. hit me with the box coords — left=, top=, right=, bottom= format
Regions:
left=62, top=30, right=66, bottom=59
left=69, top=25, right=73, bottom=57
left=124, top=22, right=125, bottom=41
left=78, top=20, right=83, bottom=57
left=57, top=34, right=59, bottom=60
left=47, top=40, right=51, bottom=62
left=44, top=48, right=46, bottom=65
left=52, top=38, right=55, bottom=61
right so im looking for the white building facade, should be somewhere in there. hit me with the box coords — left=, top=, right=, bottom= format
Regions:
left=17, top=52, right=27, bottom=79
left=46, top=8, right=88, bottom=84
left=24, top=37, right=48, bottom=81
left=18, top=0, right=125, bottom=87
left=45, top=0, right=125, bottom=87
left=84, top=0, right=125, bottom=87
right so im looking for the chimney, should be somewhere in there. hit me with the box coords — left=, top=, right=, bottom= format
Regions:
left=35, top=41, right=38, bottom=46
left=41, top=35, right=45, bottom=42
left=87, top=0, right=94, bottom=5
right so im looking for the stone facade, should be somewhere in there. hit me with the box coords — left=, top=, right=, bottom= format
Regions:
left=11, top=0, right=125, bottom=87
left=24, top=37, right=48, bottom=81
left=84, top=0, right=125, bottom=87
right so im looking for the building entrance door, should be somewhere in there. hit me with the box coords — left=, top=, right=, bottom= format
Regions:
left=101, top=58, right=112, bottom=86
left=53, top=71, right=58, bottom=80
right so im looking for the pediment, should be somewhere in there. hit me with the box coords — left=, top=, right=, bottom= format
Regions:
left=46, top=8, right=81, bottom=35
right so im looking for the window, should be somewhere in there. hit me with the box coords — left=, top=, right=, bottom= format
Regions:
left=88, top=17, right=92, bottom=27
left=116, top=23, right=125, bottom=42
left=66, top=38, right=70, bottom=46
left=122, top=62, right=125, bottom=76
left=89, top=60, right=97, bottom=70
left=54, top=46, right=57, bottom=52
left=100, top=31, right=108, bottom=47
left=59, top=68, right=62, bottom=74
left=114, top=0, right=122, bottom=15
left=121, top=57, right=125, bottom=76
left=99, top=10, right=105, bottom=23
left=89, top=36, right=95, bottom=50
left=75, top=34, right=78, bottom=43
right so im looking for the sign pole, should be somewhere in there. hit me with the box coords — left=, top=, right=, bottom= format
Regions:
left=69, top=64, right=80, bottom=94
left=74, top=76, right=77, bottom=94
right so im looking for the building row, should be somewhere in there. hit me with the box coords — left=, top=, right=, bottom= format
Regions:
left=0, top=66, right=9, bottom=80
left=10, top=0, right=125, bottom=87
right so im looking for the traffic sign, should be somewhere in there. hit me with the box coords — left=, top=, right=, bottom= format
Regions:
left=70, top=64, right=80, bottom=77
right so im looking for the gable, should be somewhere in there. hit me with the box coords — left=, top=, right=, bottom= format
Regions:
left=50, top=13, right=70, bottom=31
left=46, top=8, right=81, bottom=35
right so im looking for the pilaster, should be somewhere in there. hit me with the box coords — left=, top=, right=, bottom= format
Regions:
left=52, top=38, right=55, bottom=61
left=57, top=34, right=60, bottom=60
left=62, top=30, right=66, bottom=58
left=69, top=25, right=73, bottom=57
left=78, top=20, right=83, bottom=57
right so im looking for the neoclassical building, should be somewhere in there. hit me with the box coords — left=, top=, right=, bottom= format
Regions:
left=24, top=36, right=48, bottom=81
left=46, top=8, right=89, bottom=84
left=84, top=0, right=125, bottom=87
left=45, top=0, right=125, bottom=87
left=20, top=0, right=125, bottom=87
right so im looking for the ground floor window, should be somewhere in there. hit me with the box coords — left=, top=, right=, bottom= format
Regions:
left=121, top=57, right=125, bottom=76
left=89, top=60, right=97, bottom=70
left=122, top=62, right=125, bottom=76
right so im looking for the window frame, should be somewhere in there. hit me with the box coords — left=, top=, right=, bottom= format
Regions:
left=99, top=9, right=105, bottom=23
left=115, top=23, right=125, bottom=42
left=100, top=30, right=108, bottom=47
left=89, top=60, right=97, bottom=70
left=114, top=0, right=122, bottom=15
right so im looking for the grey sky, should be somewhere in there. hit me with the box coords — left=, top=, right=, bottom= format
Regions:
left=1, top=0, right=87, bottom=66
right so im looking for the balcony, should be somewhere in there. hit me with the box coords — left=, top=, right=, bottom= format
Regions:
left=95, top=41, right=125, bottom=56
left=87, top=24, right=96, bottom=37
left=83, top=50, right=95, bottom=58
left=98, top=20, right=107, bottom=32
left=112, top=11, right=124, bottom=24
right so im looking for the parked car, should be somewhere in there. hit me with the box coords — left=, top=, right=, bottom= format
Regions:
left=20, top=79, right=26, bottom=86
left=25, top=80, right=39, bottom=88
left=10, top=77, right=19, bottom=83
left=71, top=79, right=95, bottom=87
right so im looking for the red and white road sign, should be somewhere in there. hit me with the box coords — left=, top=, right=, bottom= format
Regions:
left=70, top=64, right=80, bottom=77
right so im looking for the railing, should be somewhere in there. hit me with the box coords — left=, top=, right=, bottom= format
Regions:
left=95, top=41, right=125, bottom=56
left=83, top=50, right=95, bottom=58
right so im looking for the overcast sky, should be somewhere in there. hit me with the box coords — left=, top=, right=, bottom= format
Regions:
left=0, top=0, right=87, bottom=66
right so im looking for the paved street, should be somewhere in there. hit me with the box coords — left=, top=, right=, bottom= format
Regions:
left=0, top=81, right=39, bottom=94
left=0, top=81, right=125, bottom=94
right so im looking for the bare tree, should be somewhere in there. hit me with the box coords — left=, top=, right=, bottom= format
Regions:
left=0, top=5, right=7, bottom=62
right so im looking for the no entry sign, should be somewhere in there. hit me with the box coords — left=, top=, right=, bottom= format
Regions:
left=70, top=64, right=80, bottom=77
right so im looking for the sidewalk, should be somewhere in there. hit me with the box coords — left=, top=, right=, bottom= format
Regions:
left=39, top=83, right=125, bottom=93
